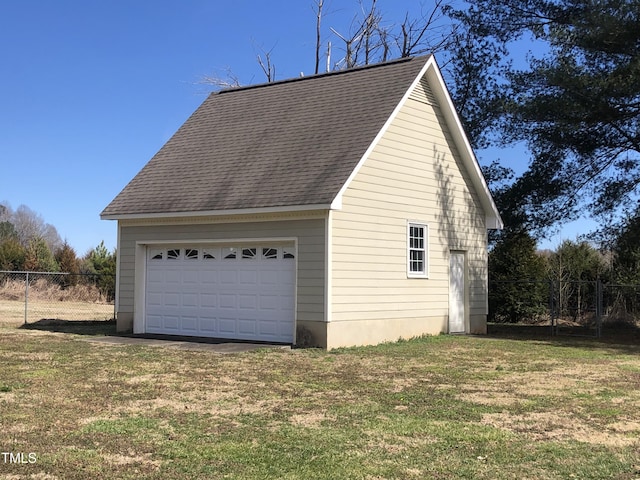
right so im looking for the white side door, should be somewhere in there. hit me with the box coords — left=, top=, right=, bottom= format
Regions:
left=449, top=251, right=466, bottom=333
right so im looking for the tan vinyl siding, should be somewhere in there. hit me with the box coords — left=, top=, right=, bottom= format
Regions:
left=330, top=75, right=488, bottom=339
left=116, top=215, right=326, bottom=329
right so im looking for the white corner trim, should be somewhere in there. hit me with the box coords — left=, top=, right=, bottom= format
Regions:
left=133, top=243, right=146, bottom=334
left=114, top=222, right=121, bottom=313
left=324, top=210, right=333, bottom=323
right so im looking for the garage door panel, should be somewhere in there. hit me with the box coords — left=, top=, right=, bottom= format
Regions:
left=146, top=314, right=163, bottom=329
left=201, top=293, right=217, bottom=307
left=219, top=294, right=236, bottom=309
left=238, top=319, right=257, bottom=335
left=239, top=269, right=258, bottom=285
left=145, top=244, right=295, bottom=342
left=238, top=294, right=257, bottom=310
left=201, top=271, right=218, bottom=284
left=147, top=292, right=163, bottom=307
left=182, top=317, right=198, bottom=331
left=219, top=269, right=237, bottom=284
left=259, top=321, right=278, bottom=335
left=218, top=317, right=237, bottom=334
left=182, top=293, right=198, bottom=307
left=183, top=269, right=199, bottom=284
left=259, top=294, right=279, bottom=310
left=163, top=316, right=180, bottom=330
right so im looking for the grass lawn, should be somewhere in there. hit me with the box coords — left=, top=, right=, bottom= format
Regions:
left=0, top=321, right=639, bottom=479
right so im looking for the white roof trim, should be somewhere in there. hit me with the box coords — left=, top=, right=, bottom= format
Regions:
left=424, top=59, right=503, bottom=230
left=330, top=56, right=503, bottom=230
left=100, top=203, right=331, bottom=221
left=330, top=57, right=434, bottom=211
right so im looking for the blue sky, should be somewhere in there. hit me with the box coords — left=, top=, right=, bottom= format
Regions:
left=0, top=1, right=590, bottom=255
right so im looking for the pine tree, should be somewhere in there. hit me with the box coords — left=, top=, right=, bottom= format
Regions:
left=489, top=231, right=549, bottom=322
left=55, top=241, right=79, bottom=287
left=24, top=237, right=58, bottom=272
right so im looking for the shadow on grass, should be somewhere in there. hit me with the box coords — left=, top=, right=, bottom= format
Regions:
left=17, top=320, right=290, bottom=348
left=19, top=319, right=117, bottom=336
left=487, top=322, right=640, bottom=353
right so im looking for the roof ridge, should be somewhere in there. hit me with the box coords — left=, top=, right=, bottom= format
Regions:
left=216, top=55, right=429, bottom=95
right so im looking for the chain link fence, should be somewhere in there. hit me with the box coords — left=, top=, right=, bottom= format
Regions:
left=0, top=271, right=115, bottom=324
left=489, top=278, right=640, bottom=337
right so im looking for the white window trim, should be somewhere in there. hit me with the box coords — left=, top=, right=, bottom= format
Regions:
left=407, top=222, right=429, bottom=278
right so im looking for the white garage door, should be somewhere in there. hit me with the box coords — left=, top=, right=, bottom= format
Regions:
left=145, top=244, right=295, bottom=343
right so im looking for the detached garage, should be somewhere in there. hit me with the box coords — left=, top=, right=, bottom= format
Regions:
left=101, top=55, right=502, bottom=349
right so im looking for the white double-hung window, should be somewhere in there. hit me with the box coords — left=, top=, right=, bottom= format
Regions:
left=407, top=222, right=428, bottom=278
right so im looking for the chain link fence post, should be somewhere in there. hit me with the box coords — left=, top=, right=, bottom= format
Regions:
left=24, top=271, right=29, bottom=325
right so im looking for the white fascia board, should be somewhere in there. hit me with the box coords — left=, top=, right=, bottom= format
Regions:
left=424, top=61, right=504, bottom=230
left=330, top=55, right=503, bottom=231
left=100, top=203, right=331, bottom=221
left=330, top=57, right=435, bottom=211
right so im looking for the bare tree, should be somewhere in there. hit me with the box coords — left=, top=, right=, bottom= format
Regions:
left=328, top=0, right=453, bottom=70
left=330, top=0, right=385, bottom=69
left=314, top=0, right=324, bottom=74
left=11, top=204, right=62, bottom=252
left=397, top=0, right=452, bottom=58
left=201, top=0, right=456, bottom=88
left=199, top=67, right=242, bottom=90
left=256, top=45, right=276, bottom=82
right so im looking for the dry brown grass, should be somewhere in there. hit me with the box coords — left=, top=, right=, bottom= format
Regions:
left=0, top=278, right=107, bottom=303
left=0, top=327, right=638, bottom=479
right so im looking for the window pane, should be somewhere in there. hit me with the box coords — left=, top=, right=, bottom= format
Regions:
left=186, top=248, right=198, bottom=259
left=242, top=248, right=257, bottom=259
left=203, top=248, right=217, bottom=260
left=223, top=247, right=237, bottom=259
left=167, top=249, right=180, bottom=260
left=408, top=223, right=427, bottom=276
left=262, top=247, right=278, bottom=259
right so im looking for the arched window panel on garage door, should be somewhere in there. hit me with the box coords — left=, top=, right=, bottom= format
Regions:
left=185, top=248, right=199, bottom=260
left=149, top=248, right=164, bottom=260
left=262, top=247, right=278, bottom=260
left=223, top=247, right=237, bottom=259
left=203, top=247, right=218, bottom=260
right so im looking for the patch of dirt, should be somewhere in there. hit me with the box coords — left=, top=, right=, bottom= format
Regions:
left=0, top=351, right=53, bottom=362
left=289, top=411, right=334, bottom=428
left=459, top=360, right=626, bottom=408
left=103, top=453, right=161, bottom=468
left=480, top=411, right=639, bottom=447
left=0, top=392, right=17, bottom=403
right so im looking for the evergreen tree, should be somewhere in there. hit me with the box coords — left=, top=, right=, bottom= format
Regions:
left=83, top=241, right=116, bottom=301
left=489, top=230, right=549, bottom=322
left=548, top=240, right=606, bottom=321
left=24, top=237, right=58, bottom=272
left=55, top=241, right=80, bottom=287
left=0, top=237, right=26, bottom=271
left=611, top=209, right=640, bottom=284
left=449, top=0, right=640, bottom=231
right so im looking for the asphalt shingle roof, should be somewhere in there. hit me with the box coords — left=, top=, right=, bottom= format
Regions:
left=101, top=55, right=431, bottom=218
